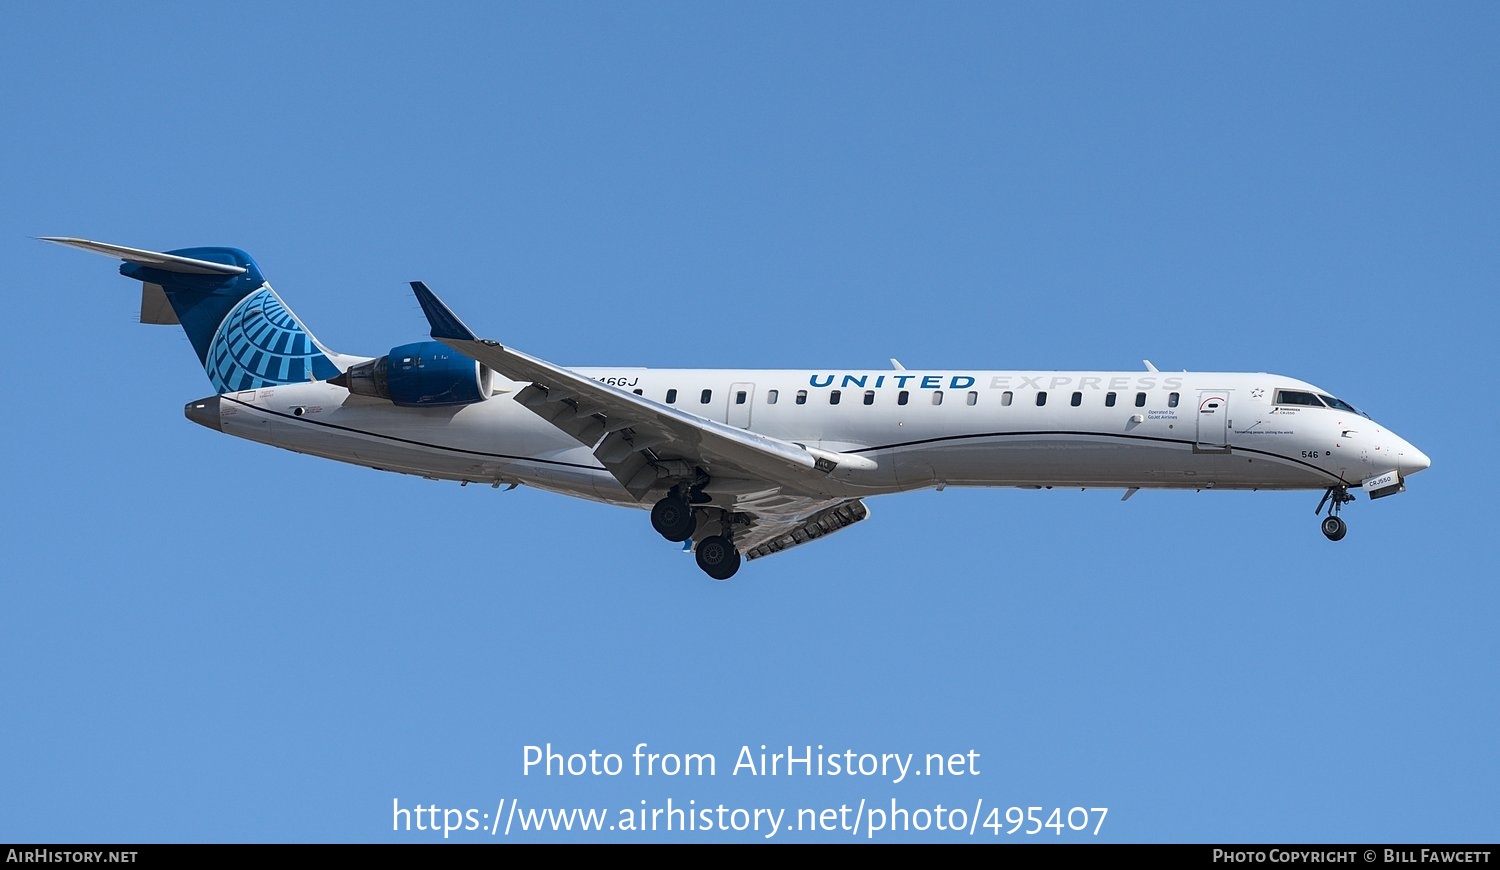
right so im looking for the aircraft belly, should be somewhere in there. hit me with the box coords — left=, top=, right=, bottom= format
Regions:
left=889, top=451, right=937, bottom=488
left=909, top=434, right=1328, bottom=489
left=219, top=392, right=632, bottom=502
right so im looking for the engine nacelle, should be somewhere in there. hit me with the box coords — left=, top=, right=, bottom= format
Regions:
left=338, top=341, right=491, bottom=407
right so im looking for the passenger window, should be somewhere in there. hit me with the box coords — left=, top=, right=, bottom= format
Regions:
left=966, top=391, right=978, bottom=406
left=1036, top=391, right=1047, bottom=406
left=700, top=389, right=712, bottom=404
left=1070, top=391, right=1082, bottom=407
left=1001, top=391, right=1013, bottom=406
left=863, top=390, right=875, bottom=405
left=633, top=388, right=643, bottom=396
left=1135, top=392, right=1146, bottom=407
left=1168, top=392, right=1179, bottom=408
left=795, top=390, right=807, bottom=405
left=898, top=390, right=909, bottom=406
left=932, top=391, right=944, bottom=406
left=735, top=390, right=747, bottom=405
left=830, top=390, right=841, bottom=405
left=666, top=389, right=677, bottom=404
left=1105, top=391, right=1117, bottom=407
left=766, top=389, right=778, bottom=405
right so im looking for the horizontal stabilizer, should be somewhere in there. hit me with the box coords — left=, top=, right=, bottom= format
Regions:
left=39, top=237, right=247, bottom=276
left=44, top=235, right=340, bottom=392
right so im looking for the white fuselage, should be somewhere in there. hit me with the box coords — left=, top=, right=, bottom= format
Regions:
left=194, top=367, right=1430, bottom=508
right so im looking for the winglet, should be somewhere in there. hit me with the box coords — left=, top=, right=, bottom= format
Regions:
left=410, top=281, right=479, bottom=342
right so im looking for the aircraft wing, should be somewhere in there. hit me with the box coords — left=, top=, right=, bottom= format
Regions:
left=725, top=498, right=871, bottom=562
left=409, top=283, right=868, bottom=510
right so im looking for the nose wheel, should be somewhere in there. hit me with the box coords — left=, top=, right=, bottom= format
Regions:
left=1314, top=485, right=1355, bottom=542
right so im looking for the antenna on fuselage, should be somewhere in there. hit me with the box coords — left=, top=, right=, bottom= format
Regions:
left=1142, top=359, right=1159, bottom=372
left=890, top=358, right=906, bottom=370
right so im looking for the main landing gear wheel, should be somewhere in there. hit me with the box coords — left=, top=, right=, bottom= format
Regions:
left=651, top=496, right=696, bottom=542
left=695, top=535, right=741, bottom=581
left=1314, top=485, right=1355, bottom=542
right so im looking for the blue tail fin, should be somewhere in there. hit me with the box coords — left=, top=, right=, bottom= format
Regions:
left=44, top=238, right=340, bottom=393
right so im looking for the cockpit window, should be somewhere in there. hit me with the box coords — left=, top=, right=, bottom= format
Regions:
left=1274, top=390, right=1325, bottom=407
left=1318, top=394, right=1363, bottom=415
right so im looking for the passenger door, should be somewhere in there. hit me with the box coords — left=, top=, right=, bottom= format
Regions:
left=1196, top=391, right=1229, bottom=451
left=727, top=382, right=755, bottom=428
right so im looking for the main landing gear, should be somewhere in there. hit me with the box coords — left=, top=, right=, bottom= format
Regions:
left=1314, top=485, right=1356, bottom=542
left=694, top=535, right=741, bottom=581
left=650, top=493, right=697, bottom=542
left=649, top=482, right=743, bottom=580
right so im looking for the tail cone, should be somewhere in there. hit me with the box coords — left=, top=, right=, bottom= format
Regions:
left=184, top=395, right=223, bottom=432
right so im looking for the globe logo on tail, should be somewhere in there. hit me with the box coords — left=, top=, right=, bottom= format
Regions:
left=205, top=287, right=335, bottom=393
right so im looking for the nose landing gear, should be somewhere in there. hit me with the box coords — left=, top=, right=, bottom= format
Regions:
left=1315, top=485, right=1355, bottom=541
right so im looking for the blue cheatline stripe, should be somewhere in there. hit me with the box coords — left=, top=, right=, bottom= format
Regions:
left=220, top=396, right=1343, bottom=486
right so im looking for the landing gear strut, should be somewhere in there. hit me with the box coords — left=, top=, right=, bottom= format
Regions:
left=1314, top=485, right=1355, bottom=542
left=652, top=475, right=740, bottom=579
left=695, top=534, right=741, bottom=581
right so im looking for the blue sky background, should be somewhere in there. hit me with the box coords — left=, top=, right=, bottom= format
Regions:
left=3, top=3, right=1495, bottom=844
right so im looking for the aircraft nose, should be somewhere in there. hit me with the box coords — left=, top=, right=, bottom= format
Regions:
left=1398, top=442, right=1431, bottom=476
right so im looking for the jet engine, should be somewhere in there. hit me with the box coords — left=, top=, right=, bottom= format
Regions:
left=333, top=341, right=491, bottom=407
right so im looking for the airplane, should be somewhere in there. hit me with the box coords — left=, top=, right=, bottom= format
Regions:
left=45, top=237, right=1432, bottom=580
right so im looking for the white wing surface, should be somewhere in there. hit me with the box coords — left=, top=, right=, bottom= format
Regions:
left=410, top=281, right=870, bottom=560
